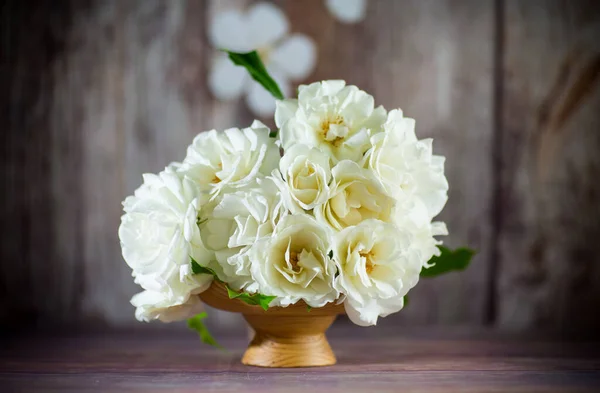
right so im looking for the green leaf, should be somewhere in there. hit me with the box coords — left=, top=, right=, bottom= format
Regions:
left=190, top=257, right=220, bottom=280
left=403, top=295, right=409, bottom=308
left=191, top=256, right=275, bottom=311
left=226, top=50, right=284, bottom=100
left=187, top=312, right=223, bottom=349
left=225, top=286, right=240, bottom=299
left=226, top=286, right=276, bottom=311
left=421, top=246, right=475, bottom=278
left=306, top=304, right=312, bottom=312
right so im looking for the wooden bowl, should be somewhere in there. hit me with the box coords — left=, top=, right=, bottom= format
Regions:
left=199, top=282, right=345, bottom=368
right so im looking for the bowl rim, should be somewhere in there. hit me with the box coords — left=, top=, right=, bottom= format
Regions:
left=198, top=281, right=346, bottom=316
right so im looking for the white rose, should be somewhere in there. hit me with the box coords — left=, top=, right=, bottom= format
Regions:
left=333, top=219, right=422, bottom=326
left=271, top=144, right=332, bottom=213
left=392, top=197, right=449, bottom=268
left=131, top=290, right=205, bottom=323
left=275, top=80, right=387, bottom=163
left=199, top=178, right=288, bottom=291
left=119, top=167, right=214, bottom=322
left=315, top=160, right=395, bottom=231
left=249, top=214, right=338, bottom=307
left=366, top=109, right=448, bottom=218
left=179, top=120, right=280, bottom=197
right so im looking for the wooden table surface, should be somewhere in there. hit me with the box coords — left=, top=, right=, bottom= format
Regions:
left=1, top=326, right=599, bottom=393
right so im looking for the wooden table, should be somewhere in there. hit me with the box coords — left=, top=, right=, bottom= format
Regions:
left=2, top=326, right=599, bottom=392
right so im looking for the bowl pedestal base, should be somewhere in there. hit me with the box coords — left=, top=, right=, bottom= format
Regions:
left=241, top=314, right=337, bottom=368
left=198, top=282, right=344, bottom=368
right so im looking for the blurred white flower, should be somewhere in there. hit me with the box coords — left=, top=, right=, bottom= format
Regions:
left=179, top=120, right=279, bottom=198
left=333, top=219, right=421, bottom=326
left=366, top=109, right=449, bottom=219
left=325, top=0, right=367, bottom=24
left=271, top=144, right=332, bottom=213
left=249, top=214, right=338, bottom=308
left=315, top=160, right=395, bottom=231
left=276, top=80, right=387, bottom=163
left=199, top=177, right=288, bottom=291
left=208, top=2, right=317, bottom=117
left=119, top=167, right=213, bottom=322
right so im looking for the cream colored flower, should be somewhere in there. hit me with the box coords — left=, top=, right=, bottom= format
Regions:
left=179, top=120, right=279, bottom=198
left=199, top=178, right=288, bottom=291
left=275, top=80, right=387, bottom=162
left=315, top=160, right=395, bottom=231
left=249, top=214, right=338, bottom=307
left=366, top=109, right=448, bottom=218
left=333, top=219, right=422, bottom=326
left=271, top=144, right=332, bottom=213
left=118, top=167, right=213, bottom=322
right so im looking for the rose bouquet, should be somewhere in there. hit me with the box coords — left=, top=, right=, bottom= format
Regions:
left=119, top=51, right=473, bottom=351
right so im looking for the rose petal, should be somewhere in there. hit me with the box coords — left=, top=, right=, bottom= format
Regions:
left=274, top=99, right=299, bottom=128
left=247, top=2, right=289, bottom=48
left=325, top=0, right=367, bottom=24
left=208, top=55, right=248, bottom=100
left=208, top=9, right=251, bottom=51
left=270, top=34, right=317, bottom=80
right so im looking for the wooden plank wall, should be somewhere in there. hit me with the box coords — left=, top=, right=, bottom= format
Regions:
left=498, top=0, right=600, bottom=333
left=1, top=0, right=599, bottom=334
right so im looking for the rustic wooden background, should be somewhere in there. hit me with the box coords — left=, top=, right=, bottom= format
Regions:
left=1, top=0, right=599, bottom=335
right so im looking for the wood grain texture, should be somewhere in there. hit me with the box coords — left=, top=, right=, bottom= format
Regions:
left=497, top=0, right=600, bottom=333
left=0, top=0, right=494, bottom=328
left=200, top=282, right=342, bottom=367
left=242, top=314, right=338, bottom=367
left=1, top=0, right=238, bottom=329
left=77, top=0, right=206, bottom=325
left=0, top=0, right=90, bottom=327
left=1, top=0, right=600, bottom=334
left=1, top=328, right=599, bottom=392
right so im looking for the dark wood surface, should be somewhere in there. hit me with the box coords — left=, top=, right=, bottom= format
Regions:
left=2, top=326, right=599, bottom=392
